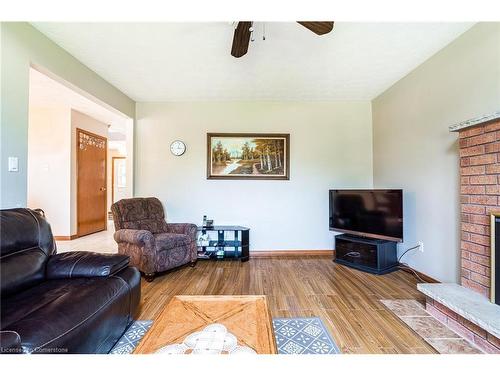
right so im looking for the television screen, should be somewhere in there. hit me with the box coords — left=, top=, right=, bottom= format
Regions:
left=329, top=189, right=403, bottom=242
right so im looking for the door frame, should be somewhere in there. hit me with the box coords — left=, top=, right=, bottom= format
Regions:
left=76, top=128, right=108, bottom=237
left=111, top=156, right=126, bottom=204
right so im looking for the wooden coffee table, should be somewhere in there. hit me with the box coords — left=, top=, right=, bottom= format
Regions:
left=134, top=295, right=277, bottom=354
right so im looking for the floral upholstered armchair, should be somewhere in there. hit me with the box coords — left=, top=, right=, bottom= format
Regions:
left=111, top=197, right=197, bottom=281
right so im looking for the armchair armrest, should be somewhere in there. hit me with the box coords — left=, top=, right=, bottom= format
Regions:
left=0, top=331, right=22, bottom=354
left=166, top=223, right=197, bottom=240
left=114, top=229, right=155, bottom=246
left=46, top=251, right=130, bottom=279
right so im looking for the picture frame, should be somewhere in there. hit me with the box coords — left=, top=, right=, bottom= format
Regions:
left=207, top=133, right=290, bottom=180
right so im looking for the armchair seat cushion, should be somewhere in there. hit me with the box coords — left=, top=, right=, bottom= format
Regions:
left=154, top=233, right=193, bottom=252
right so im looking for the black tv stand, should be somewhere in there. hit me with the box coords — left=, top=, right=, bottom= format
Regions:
left=334, top=234, right=398, bottom=275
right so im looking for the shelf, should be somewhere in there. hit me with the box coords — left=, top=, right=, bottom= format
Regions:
left=197, top=240, right=242, bottom=247
left=196, top=225, right=250, bottom=262
left=197, top=249, right=242, bottom=260
left=198, top=226, right=249, bottom=231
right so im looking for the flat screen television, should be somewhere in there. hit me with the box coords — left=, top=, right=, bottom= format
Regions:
left=329, top=189, right=403, bottom=242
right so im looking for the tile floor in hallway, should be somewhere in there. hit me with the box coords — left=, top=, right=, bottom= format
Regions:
left=56, top=222, right=118, bottom=254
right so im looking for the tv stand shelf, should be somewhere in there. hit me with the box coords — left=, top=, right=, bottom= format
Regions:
left=334, top=234, right=398, bottom=275
left=197, top=226, right=249, bottom=262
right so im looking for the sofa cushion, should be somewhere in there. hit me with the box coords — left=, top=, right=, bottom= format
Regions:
left=1, top=274, right=133, bottom=353
left=154, top=233, right=192, bottom=252
left=0, top=209, right=56, bottom=297
left=46, top=252, right=129, bottom=279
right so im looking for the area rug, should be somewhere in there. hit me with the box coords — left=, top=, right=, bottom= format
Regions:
left=110, top=317, right=340, bottom=354
left=110, top=320, right=153, bottom=354
left=273, top=317, right=341, bottom=354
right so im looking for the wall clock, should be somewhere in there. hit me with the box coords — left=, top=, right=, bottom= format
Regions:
left=170, top=140, right=186, bottom=156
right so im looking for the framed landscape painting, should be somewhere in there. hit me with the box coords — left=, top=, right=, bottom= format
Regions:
left=207, top=133, right=290, bottom=180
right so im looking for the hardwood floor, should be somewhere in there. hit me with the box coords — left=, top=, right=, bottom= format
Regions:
left=56, top=226, right=436, bottom=353
left=138, top=256, right=437, bottom=354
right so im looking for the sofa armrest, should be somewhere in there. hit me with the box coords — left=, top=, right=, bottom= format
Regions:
left=46, top=252, right=130, bottom=279
left=114, top=229, right=155, bottom=246
left=0, top=331, right=22, bottom=354
left=166, top=223, right=197, bottom=240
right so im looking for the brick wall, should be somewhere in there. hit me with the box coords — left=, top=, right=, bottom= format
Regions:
left=459, top=119, right=500, bottom=297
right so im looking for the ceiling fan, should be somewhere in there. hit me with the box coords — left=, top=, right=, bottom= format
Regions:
left=231, top=21, right=334, bottom=58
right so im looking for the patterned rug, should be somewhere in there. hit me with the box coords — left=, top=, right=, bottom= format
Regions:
left=110, top=317, right=340, bottom=354
left=273, top=317, right=340, bottom=354
left=110, top=321, right=153, bottom=354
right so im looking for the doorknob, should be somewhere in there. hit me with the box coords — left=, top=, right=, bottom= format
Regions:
left=100, top=187, right=107, bottom=191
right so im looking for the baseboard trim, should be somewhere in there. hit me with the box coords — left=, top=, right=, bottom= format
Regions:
left=250, top=250, right=334, bottom=257
left=54, top=235, right=79, bottom=241
left=399, top=264, right=440, bottom=283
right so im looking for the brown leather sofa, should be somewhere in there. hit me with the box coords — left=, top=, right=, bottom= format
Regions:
left=0, top=208, right=141, bottom=354
left=111, top=197, right=197, bottom=281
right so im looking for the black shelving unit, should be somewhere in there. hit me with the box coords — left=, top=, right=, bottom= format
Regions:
left=334, top=234, right=398, bottom=275
left=197, top=226, right=249, bottom=262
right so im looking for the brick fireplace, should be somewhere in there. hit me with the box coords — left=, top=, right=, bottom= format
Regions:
left=458, top=117, right=500, bottom=300
left=418, top=112, right=500, bottom=353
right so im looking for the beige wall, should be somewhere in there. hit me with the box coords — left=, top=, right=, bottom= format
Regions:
left=27, top=108, right=109, bottom=236
left=70, top=110, right=108, bottom=234
left=27, top=107, right=72, bottom=235
left=136, top=101, right=373, bottom=251
left=1, top=22, right=135, bottom=208
left=372, top=23, right=500, bottom=282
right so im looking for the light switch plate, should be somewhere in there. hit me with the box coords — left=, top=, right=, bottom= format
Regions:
left=8, top=157, right=19, bottom=172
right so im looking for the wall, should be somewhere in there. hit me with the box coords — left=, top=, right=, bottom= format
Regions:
left=1, top=22, right=135, bottom=209
left=372, top=23, right=500, bottom=282
left=27, top=107, right=72, bottom=235
left=70, top=110, right=108, bottom=234
left=26, top=108, right=109, bottom=236
left=135, top=101, right=373, bottom=251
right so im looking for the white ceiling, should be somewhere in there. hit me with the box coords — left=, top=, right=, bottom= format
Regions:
left=32, top=22, right=474, bottom=101
left=29, top=68, right=127, bottom=142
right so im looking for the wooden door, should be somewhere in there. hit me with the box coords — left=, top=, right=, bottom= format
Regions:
left=77, top=128, right=107, bottom=236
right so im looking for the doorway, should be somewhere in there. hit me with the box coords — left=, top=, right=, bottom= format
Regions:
left=77, top=128, right=107, bottom=236
left=28, top=67, right=134, bottom=239
left=112, top=156, right=127, bottom=204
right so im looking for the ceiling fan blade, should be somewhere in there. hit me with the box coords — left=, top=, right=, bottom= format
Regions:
left=297, top=21, right=334, bottom=35
left=231, top=21, right=252, bottom=58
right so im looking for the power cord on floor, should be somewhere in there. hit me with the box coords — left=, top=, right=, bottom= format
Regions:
left=397, top=244, right=425, bottom=283
left=398, top=262, right=426, bottom=283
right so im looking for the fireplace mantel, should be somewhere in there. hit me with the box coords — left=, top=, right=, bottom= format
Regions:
left=449, top=111, right=500, bottom=132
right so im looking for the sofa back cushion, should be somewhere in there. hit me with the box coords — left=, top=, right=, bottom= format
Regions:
left=0, top=208, right=56, bottom=296
left=111, top=197, right=167, bottom=234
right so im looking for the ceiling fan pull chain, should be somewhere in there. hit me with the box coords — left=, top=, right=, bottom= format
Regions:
left=263, top=22, right=266, bottom=41
left=250, top=22, right=255, bottom=42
